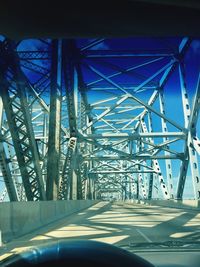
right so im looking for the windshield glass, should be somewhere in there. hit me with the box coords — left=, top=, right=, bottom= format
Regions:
left=0, top=36, right=200, bottom=261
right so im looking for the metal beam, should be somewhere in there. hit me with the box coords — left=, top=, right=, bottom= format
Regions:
left=89, top=170, right=155, bottom=174
left=60, top=40, right=79, bottom=200
left=0, top=99, right=18, bottom=201
left=159, top=90, right=174, bottom=198
left=83, top=155, right=182, bottom=160
left=84, top=50, right=175, bottom=58
left=58, top=137, right=77, bottom=200
left=80, top=132, right=185, bottom=139
left=0, top=143, right=18, bottom=201
left=0, top=40, right=46, bottom=201
left=177, top=63, right=200, bottom=199
left=140, top=120, right=170, bottom=199
left=46, top=39, right=62, bottom=200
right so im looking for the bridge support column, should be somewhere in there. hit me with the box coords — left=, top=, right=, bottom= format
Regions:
left=46, top=39, right=62, bottom=200
left=0, top=40, right=45, bottom=201
left=177, top=63, right=200, bottom=199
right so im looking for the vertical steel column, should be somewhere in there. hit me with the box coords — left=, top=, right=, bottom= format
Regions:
left=79, top=99, right=88, bottom=199
left=0, top=96, right=3, bottom=126
left=177, top=63, right=200, bottom=199
left=190, top=75, right=200, bottom=154
left=0, top=144, right=18, bottom=201
left=147, top=113, right=154, bottom=199
left=87, top=116, right=94, bottom=200
left=141, top=120, right=170, bottom=199
left=46, top=39, right=62, bottom=200
left=70, top=149, right=78, bottom=200
left=136, top=174, right=139, bottom=200
left=62, top=40, right=79, bottom=200
left=41, top=113, right=48, bottom=186
left=58, top=137, right=77, bottom=200
left=140, top=142, right=148, bottom=199
left=0, top=97, right=18, bottom=201
left=80, top=107, right=94, bottom=200
left=159, top=90, right=174, bottom=198
left=76, top=59, right=93, bottom=200
left=188, top=73, right=200, bottom=198
left=136, top=139, right=147, bottom=199
left=148, top=164, right=154, bottom=200
left=0, top=188, right=7, bottom=202
left=0, top=41, right=45, bottom=201
left=6, top=142, right=25, bottom=201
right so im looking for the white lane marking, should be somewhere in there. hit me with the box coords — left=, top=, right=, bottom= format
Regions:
left=136, top=229, right=152, bottom=243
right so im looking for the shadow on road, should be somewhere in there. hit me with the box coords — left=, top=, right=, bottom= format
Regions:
left=1, top=201, right=199, bottom=258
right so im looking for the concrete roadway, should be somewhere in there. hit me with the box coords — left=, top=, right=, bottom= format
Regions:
left=1, top=201, right=200, bottom=260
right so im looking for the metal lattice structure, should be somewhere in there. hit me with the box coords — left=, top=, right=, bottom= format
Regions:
left=0, top=37, right=199, bottom=202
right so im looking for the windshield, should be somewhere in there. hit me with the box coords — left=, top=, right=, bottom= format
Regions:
left=0, top=36, right=200, bottom=261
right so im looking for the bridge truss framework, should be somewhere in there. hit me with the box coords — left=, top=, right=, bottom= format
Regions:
left=0, top=37, right=199, bottom=202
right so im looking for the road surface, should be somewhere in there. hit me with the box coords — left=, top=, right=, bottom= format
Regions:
left=0, top=201, right=200, bottom=260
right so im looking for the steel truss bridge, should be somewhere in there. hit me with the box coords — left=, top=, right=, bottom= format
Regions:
left=0, top=37, right=199, bottom=202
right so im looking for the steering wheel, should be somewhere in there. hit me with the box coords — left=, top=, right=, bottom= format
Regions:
left=1, top=240, right=154, bottom=267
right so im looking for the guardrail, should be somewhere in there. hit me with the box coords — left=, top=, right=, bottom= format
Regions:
left=0, top=200, right=99, bottom=244
left=122, top=199, right=200, bottom=209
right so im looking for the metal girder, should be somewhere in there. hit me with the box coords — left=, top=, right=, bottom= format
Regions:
left=190, top=73, right=200, bottom=154
left=21, top=60, right=49, bottom=75
left=28, top=84, right=69, bottom=136
left=58, top=137, right=77, bottom=200
left=89, top=170, right=154, bottom=174
left=193, top=136, right=200, bottom=155
left=83, top=50, right=175, bottom=58
left=187, top=73, right=200, bottom=197
left=80, top=39, right=105, bottom=51
left=80, top=132, right=185, bottom=139
left=0, top=98, right=18, bottom=201
left=148, top=162, right=154, bottom=200
left=140, top=120, right=170, bottom=199
left=87, top=57, right=164, bottom=87
left=0, top=96, right=3, bottom=126
left=60, top=40, right=81, bottom=200
left=83, top=155, right=182, bottom=160
left=82, top=95, right=129, bottom=132
left=176, top=147, right=189, bottom=200
left=85, top=60, right=173, bottom=95
left=0, top=188, right=7, bottom=202
left=159, top=90, right=174, bottom=198
left=46, top=39, right=62, bottom=200
left=63, top=40, right=78, bottom=137
left=18, top=51, right=50, bottom=60
left=0, top=143, right=18, bottom=201
left=177, top=63, right=200, bottom=199
left=129, top=93, right=184, bottom=131
left=0, top=37, right=199, bottom=202
left=135, top=140, right=147, bottom=199
left=0, top=40, right=46, bottom=201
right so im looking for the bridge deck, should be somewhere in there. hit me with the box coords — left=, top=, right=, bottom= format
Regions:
left=1, top=202, right=200, bottom=260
